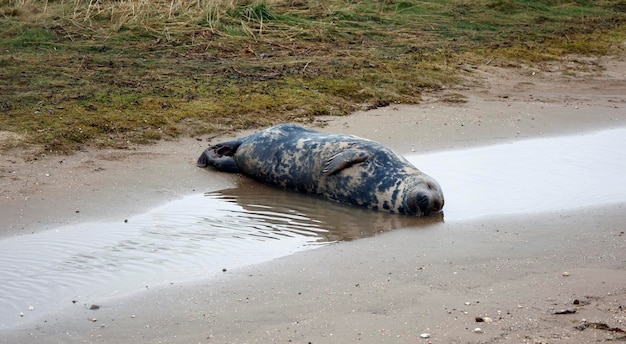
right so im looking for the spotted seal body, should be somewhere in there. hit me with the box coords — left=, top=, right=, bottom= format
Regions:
left=197, top=124, right=444, bottom=216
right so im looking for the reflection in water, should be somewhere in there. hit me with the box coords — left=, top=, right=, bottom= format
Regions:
left=1, top=127, right=625, bottom=328
left=214, top=178, right=442, bottom=242
left=0, top=181, right=439, bottom=328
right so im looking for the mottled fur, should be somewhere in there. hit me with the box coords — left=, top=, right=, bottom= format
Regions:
left=198, top=124, right=444, bottom=216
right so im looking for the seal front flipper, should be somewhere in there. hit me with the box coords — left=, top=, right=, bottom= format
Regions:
left=323, top=149, right=371, bottom=176
left=197, top=140, right=242, bottom=173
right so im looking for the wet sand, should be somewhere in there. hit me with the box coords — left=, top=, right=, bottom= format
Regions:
left=1, top=54, right=626, bottom=342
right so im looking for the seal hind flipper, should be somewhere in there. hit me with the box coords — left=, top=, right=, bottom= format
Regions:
left=196, top=139, right=243, bottom=173
left=323, top=149, right=371, bottom=176
left=212, top=140, right=242, bottom=157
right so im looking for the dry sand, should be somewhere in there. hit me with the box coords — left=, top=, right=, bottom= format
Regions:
left=1, top=53, right=626, bottom=343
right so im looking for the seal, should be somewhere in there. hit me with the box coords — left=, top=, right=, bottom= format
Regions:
left=197, top=124, right=444, bottom=216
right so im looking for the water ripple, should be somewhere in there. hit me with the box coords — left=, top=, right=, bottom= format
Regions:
left=0, top=183, right=431, bottom=328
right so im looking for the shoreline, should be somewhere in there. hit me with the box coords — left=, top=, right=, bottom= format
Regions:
left=3, top=94, right=625, bottom=237
left=3, top=55, right=626, bottom=237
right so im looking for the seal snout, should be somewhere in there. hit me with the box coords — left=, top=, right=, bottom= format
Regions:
left=407, top=180, right=444, bottom=216
left=417, top=193, right=432, bottom=213
left=415, top=192, right=444, bottom=215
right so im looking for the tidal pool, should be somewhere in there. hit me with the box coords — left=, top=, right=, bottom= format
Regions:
left=1, top=127, right=625, bottom=328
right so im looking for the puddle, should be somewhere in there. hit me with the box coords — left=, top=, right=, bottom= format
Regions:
left=0, top=182, right=436, bottom=328
left=1, top=127, right=625, bottom=328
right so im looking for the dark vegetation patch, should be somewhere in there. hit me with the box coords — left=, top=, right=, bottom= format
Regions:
left=0, top=0, right=624, bottom=153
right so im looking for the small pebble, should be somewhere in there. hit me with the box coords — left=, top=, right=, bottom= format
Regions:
left=420, top=333, right=431, bottom=338
left=562, top=272, right=570, bottom=276
left=28, top=306, right=34, bottom=311
left=19, top=312, right=24, bottom=317
left=473, top=328, right=483, bottom=333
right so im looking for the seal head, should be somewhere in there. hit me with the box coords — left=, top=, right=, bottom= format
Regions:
left=403, top=180, right=445, bottom=216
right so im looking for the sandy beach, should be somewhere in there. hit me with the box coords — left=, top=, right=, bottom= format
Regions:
left=1, top=53, right=625, bottom=343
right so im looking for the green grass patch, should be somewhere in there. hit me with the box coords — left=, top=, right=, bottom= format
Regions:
left=0, top=0, right=624, bottom=153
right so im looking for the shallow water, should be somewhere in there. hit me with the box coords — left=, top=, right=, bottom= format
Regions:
left=414, top=128, right=626, bottom=220
left=1, top=128, right=625, bottom=328
left=0, top=182, right=436, bottom=328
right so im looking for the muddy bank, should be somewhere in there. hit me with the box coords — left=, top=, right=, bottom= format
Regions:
left=1, top=54, right=626, bottom=342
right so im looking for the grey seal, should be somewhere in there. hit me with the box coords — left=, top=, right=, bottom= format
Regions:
left=197, top=124, right=444, bottom=216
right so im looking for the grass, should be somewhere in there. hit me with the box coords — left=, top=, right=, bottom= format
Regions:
left=0, top=0, right=625, bottom=154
